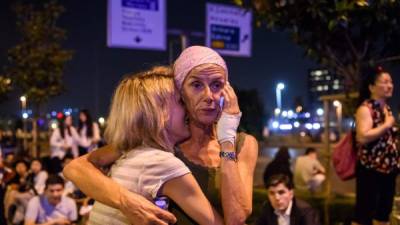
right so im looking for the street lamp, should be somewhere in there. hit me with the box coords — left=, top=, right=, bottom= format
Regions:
left=276, top=82, right=285, bottom=110
left=20, top=96, right=28, bottom=151
left=333, top=100, right=343, bottom=135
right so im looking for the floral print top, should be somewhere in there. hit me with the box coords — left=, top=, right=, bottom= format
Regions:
left=358, top=99, right=399, bottom=174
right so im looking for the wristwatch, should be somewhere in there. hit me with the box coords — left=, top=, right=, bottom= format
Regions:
left=219, top=151, right=237, bottom=162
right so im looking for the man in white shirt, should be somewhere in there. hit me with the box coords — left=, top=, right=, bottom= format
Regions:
left=24, top=175, right=77, bottom=225
left=256, top=174, right=320, bottom=225
left=294, top=147, right=326, bottom=192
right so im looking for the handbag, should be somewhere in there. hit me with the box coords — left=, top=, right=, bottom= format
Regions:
left=332, top=130, right=357, bottom=180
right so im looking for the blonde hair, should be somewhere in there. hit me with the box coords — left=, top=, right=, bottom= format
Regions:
left=105, top=66, right=176, bottom=152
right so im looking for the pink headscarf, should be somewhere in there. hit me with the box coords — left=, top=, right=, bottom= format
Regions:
left=173, top=46, right=228, bottom=90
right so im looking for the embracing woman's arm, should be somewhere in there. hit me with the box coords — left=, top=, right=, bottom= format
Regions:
left=63, top=145, right=177, bottom=225
left=163, top=174, right=224, bottom=225
left=220, top=136, right=258, bottom=225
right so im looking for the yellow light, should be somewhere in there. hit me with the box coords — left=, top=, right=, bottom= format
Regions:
left=51, top=122, right=58, bottom=129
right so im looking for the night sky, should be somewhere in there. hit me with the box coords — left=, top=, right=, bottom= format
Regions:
left=0, top=0, right=398, bottom=119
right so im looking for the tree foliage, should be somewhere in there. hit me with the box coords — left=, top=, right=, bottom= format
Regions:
left=4, top=0, right=73, bottom=112
left=235, top=0, right=400, bottom=90
left=0, top=76, right=12, bottom=102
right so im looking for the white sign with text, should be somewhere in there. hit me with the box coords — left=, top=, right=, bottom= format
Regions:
left=107, top=0, right=166, bottom=50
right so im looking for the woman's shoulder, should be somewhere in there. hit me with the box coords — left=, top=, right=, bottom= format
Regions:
left=237, top=132, right=258, bottom=149
left=236, top=132, right=258, bottom=162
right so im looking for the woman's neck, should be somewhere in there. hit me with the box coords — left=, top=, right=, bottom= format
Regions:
left=370, top=95, right=386, bottom=107
left=188, top=122, right=215, bottom=145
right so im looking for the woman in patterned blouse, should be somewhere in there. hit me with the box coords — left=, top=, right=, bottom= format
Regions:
left=353, top=66, right=398, bottom=225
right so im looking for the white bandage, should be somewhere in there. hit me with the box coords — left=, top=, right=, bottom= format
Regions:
left=216, top=112, right=242, bottom=145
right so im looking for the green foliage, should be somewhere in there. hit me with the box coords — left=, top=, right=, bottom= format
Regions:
left=3, top=0, right=73, bottom=111
left=0, top=76, right=12, bottom=101
left=236, top=88, right=265, bottom=140
left=236, top=0, right=400, bottom=90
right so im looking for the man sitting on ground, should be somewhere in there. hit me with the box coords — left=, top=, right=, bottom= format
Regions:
left=256, top=174, right=320, bottom=225
left=24, top=175, right=77, bottom=225
left=294, top=147, right=325, bottom=192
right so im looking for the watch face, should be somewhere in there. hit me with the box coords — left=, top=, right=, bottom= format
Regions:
left=220, top=151, right=237, bottom=161
left=154, top=196, right=169, bottom=210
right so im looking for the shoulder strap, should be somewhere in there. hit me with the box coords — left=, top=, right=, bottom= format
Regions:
left=235, top=132, right=246, bottom=154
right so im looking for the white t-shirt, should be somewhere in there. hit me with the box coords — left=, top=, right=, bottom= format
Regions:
left=25, top=195, right=77, bottom=223
left=88, top=146, right=190, bottom=225
left=294, top=155, right=324, bottom=190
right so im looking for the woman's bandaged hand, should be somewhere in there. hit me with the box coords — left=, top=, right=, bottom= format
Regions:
left=217, top=112, right=242, bottom=145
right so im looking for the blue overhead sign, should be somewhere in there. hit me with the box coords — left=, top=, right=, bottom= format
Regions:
left=122, top=0, right=159, bottom=11
left=210, top=24, right=240, bottom=51
left=108, top=0, right=166, bottom=50
left=206, top=3, right=252, bottom=57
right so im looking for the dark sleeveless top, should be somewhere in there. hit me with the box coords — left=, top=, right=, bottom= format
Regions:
left=171, top=132, right=246, bottom=225
left=357, top=99, right=399, bottom=174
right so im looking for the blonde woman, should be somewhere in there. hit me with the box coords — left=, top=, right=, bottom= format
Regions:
left=86, top=68, right=223, bottom=225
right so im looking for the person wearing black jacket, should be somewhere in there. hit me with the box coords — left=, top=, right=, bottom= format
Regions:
left=256, top=174, right=320, bottom=225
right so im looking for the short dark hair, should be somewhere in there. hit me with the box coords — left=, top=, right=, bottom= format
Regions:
left=265, top=174, right=294, bottom=190
left=305, top=147, right=317, bottom=155
left=13, top=159, right=29, bottom=169
left=45, top=175, right=65, bottom=189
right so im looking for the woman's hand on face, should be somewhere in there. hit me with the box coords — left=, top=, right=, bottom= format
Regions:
left=216, top=82, right=242, bottom=145
left=119, top=189, right=177, bottom=225
left=220, top=82, right=240, bottom=115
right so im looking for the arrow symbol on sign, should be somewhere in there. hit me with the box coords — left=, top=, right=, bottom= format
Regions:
left=135, top=36, right=142, bottom=43
left=241, top=34, right=249, bottom=43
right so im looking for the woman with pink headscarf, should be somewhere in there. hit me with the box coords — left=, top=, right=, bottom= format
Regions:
left=64, top=46, right=258, bottom=225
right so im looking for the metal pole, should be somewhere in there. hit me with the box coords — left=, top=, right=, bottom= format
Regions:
left=323, top=99, right=331, bottom=225
left=337, top=103, right=343, bottom=135
left=180, top=33, right=188, bottom=50
left=21, top=97, right=27, bottom=152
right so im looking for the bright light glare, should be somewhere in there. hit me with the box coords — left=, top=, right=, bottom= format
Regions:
left=277, top=83, right=285, bottom=90
left=333, top=100, right=341, bottom=107
left=313, top=123, right=321, bottom=129
left=98, top=117, right=105, bottom=125
left=287, top=110, right=294, bottom=118
left=51, top=122, right=58, bottom=129
left=279, top=124, right=293, bottom=130
left=316, top=108, right=324, bottom=116
left=272, top=121, right=279, bottom=129
left=282, top=111, right=288, bottom=117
